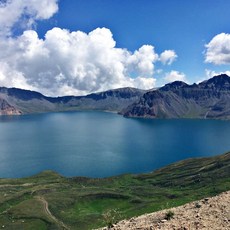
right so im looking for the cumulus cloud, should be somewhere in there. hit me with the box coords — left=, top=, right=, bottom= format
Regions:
left=127, top=45, right=158, bottom=76
left=160, top=50, right=177, bottom=65
left=0, top=62, right=33, bottom=89
left=0, top=27, right=158, bottom=96
left=205, top=69, right=230, bottom=79
left=205, top=33, right=230, bottom=65
left=164, top=70, right=187, bottom=83
left=0, top=0, right=58, bottom=36
left=0, top=0, right=178, bottom=96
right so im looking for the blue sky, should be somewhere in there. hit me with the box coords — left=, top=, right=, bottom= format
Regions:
left=0, top=0, right=230, bottom=96
left=40, top=0, right=230, bottom=79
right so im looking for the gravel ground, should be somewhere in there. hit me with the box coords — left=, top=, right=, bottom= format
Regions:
left=99, top=191, right=230, bottom=230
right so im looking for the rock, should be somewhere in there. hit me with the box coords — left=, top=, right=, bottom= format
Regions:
left=0, top=86, right=145, bottom=115
left=122, top=74, right=230, bottom=119
left=224, top=218, right=228, bottom=222
left=98, top=191, right=230, bottom=230
left=0, top=98, right=22, bottom=115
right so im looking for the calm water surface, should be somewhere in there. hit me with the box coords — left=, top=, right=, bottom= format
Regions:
left=0, top=111, right=230, bottom=178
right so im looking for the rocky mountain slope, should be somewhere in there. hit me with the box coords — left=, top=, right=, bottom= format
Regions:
left=122, top=74, right=230, bottom=119
left=1, top=74, right=230, bottom=118
left=0, top=98, right=22, bottom=115
left=0, top=87, right=145, bottom=115
left=101, top=190, right=230, bottom=230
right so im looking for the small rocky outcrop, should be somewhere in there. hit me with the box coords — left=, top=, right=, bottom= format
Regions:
left=0, top=98, right=21, bottom=115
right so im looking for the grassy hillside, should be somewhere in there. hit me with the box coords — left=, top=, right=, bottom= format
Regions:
left=0, top=152, right=229, bottom=229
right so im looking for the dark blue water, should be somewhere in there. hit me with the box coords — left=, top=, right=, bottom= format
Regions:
left=0, top=111, right=230, bottom=178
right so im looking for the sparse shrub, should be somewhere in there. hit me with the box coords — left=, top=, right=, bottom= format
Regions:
left=195, top=202, right=201, bottom=208
left=215, top=160, right=224, bottom=169
left=165, top=210, right=174, bottom=220
left=102, top=209, right=122, bottom=228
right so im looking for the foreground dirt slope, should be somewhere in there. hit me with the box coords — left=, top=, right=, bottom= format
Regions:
left=101, top=190, right=230, bottom=230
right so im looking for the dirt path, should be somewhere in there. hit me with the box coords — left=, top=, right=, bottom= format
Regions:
left=36, top=196, right=69, bottom=230
left=0, top=183, right=34, bottom=188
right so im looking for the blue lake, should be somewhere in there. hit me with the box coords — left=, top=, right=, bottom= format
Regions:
left=0, top=111, right=230, bottom=178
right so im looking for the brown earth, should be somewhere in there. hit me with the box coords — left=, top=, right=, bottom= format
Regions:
left=100, top=191, right=230, bottom=230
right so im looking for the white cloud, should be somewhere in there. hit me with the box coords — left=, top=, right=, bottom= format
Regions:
left=0, top=0, right=58, bottom=36
left=131, top=77, right=156, bottom=90
left=0, top=62, right=34, bottom=90
left=0, top=27, right=159, bottom=96
left=205, top=33, right=230, bottom=65
left=205, top=69, right=230, bottom=79
left=160, top=50, right=177, bottom=65
left=127, top=45, right=158, bottom=76
left=0, top=1, right=179, bottom=96
left=164, top=70, right=187, bottom=83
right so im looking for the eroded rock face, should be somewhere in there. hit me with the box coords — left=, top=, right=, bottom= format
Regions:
left=122, top=74, right=230, bottom=119
left=0, top=98, right=22, bottom=115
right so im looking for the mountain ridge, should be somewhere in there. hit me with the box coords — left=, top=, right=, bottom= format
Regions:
left=122, top=74, right=230, bottom=119
left=1, top=74, right=230, bottom=119
left=0, top=86, right=145, bottom=115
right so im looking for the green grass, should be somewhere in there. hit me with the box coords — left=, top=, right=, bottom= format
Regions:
left=0, top=152, right=229, bottom=229
left=0, top=198, right=59, bottom=230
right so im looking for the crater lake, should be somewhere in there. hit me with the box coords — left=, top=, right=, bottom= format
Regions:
left=0, top=111, right=230, bottom=178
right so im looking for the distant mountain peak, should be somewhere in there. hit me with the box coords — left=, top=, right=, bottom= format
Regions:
left=199, top=74, right=230, bottom=90
left=122, top=74, right=230, bottom=119
left=160, top=81, right=188, bottom=91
